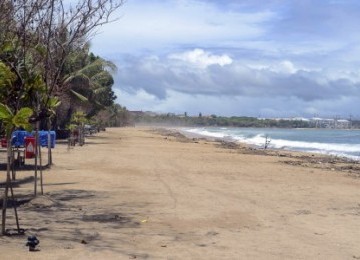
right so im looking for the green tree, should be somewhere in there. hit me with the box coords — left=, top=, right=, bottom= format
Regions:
left=0, top=0, right=123, bottom=129
left=0, top=62, right=34, bottom=234
left=56, top=49, right=117, bottom=128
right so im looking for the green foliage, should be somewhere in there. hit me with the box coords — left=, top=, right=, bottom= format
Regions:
left=12, top=107, right=33, bottom=131
left=0, top=62, right=16, bottom=89
left=66, top=111, right=88, bottom=130
left=65, top=54, right=116, bottom=107
left=70, top=89, right=89, bottom=102
left=47, top=97, right=61, bottom=115
left=0, top=3, right=120, bottom=130
left=67, top=123, right=78, bottom=131
left=132, top=113, right=314, bottom=128
left=92, top=104, right=131, bottom=127
left=0, top=103, right=33, bottom=137
left=71, top=111, right=87, bottom=125
left=0, top=103, right=13, bottom=123
left=57, top=50, right=117, bottom=127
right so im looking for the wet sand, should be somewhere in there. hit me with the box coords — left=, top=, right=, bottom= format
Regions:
left=1, top=127, right=360, bottom=259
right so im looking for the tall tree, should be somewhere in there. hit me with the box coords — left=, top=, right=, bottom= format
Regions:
left=55, top=48, right=117, bottom=128
left=0, top=0, right=124, bottom=124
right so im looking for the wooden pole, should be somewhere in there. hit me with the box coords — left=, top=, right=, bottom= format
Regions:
left=1, top=140, right=12, bottom=235
left=48, top=131, right=52, bottom=166
left=9, top=181, right=20, bottom=232
left=39, top=136, right=44, bottom=195
left=34, top=128, right=38, bottom=196
left=11, top=148, right=16, bottom=181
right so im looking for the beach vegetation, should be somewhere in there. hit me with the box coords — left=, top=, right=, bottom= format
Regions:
left=56, top=49, right=117, bottom=128
left=131, top=113, right=314, bottom=128
left=0, top=0, right=125, bottom=235
left=93, top=104, right=131, bottom=128
left=0, top=0, right=124, bottom=131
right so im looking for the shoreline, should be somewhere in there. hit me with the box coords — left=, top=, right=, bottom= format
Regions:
left=176, top=126, right=360, bottom=162
left=151, top=127, right=360, bottom=176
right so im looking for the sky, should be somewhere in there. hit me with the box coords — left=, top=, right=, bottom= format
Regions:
left=91, top=0, right=360, bottom=118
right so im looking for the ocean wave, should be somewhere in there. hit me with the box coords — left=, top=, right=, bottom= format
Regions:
left=268, top=139, right=360, bottom=153
left=186, top=128, right=228, bottom=139
left=184, top=127, right=360, bottom=160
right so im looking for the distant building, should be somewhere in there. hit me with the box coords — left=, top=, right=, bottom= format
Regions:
left=335, top=119, right=350, bottom=129
left=257, top=116, right=351, bottom=129
left=310, top=118, right=350, bottom=129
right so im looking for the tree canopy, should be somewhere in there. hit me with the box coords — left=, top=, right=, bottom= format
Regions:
left=0, top=0, right=124, bottom=129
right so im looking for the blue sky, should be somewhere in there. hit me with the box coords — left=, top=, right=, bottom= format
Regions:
left=91, top=0, right=360, bottom=118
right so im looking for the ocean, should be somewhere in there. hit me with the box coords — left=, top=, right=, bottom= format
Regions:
left=183, top=127, right=360, bottom=161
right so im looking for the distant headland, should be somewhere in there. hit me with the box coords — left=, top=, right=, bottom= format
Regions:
left=128, top=111, right=360, bottom=129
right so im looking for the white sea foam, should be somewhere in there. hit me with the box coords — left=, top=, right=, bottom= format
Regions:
left=183, top=127, right=360, bottom=160
left=268, top=139, right=360, bottom=153
left=186, top=128, right=227, bottom=139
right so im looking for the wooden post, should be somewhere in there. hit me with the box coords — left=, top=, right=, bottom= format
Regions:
left=77, top=127, right=80, bottom=146
left=39, top=136, right=44, bottom=195
left=1, top=139, right=12, bottom=235
left=1, top=138, right=22, bottom=235
left=264, top=135, right=271, bottom=149
left=48, top=131, right=52, bottom=166
left=9, top=181, right=20, bottom=232
left=34, top=128, right=38, bottom=196
left=11, top=148, right=16, bottom=181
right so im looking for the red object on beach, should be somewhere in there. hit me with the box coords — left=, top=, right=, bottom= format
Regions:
left=25, top=137, right=35, bottom=158
left=1, top=138, right=7, bottom=148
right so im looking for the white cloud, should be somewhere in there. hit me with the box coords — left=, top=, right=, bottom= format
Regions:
left=115, top=49, right=360, bottom=106
left=277, top=61, right=297, bottom=74
left=248, top=60, right=299, bottom=74
left=169, top=49, right=233, bottom=68
left=116, top=88, right=360, bottom=118
left=115, top=89, right=160, bottom=111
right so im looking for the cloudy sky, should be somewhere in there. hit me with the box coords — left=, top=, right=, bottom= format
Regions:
left=91, top=0, right=360, bottom=118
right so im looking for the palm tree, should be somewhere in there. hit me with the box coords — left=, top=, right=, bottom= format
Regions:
left=55, top=49, right=117, bottom=128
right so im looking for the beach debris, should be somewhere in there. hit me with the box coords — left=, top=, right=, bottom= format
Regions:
left=264, top=135, right=271, bottom=149
left=140, top=216, right=149, bottom=223
left=294, top=209, right=311, bottom=215
left=206, top=231, right=219, bottom=236
left=217, top=141, right=239, bottom=149
left=81, top=239, right=88, bottom=244
left=151, top=129, right=190, bottom=142
left=26, top=235, right=40, bottom=251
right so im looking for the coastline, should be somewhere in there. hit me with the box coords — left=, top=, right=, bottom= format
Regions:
left=155, top=127, right=360, bottom=176
left=1, top=127, right=360, bottom=259
left=176, top=126, right=360, bottom=161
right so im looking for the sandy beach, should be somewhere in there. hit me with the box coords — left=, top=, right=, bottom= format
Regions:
left=1, top=127, right=360, bottom=259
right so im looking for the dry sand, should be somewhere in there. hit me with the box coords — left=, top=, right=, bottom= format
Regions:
left=1, top=127, right=360, bottom=259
